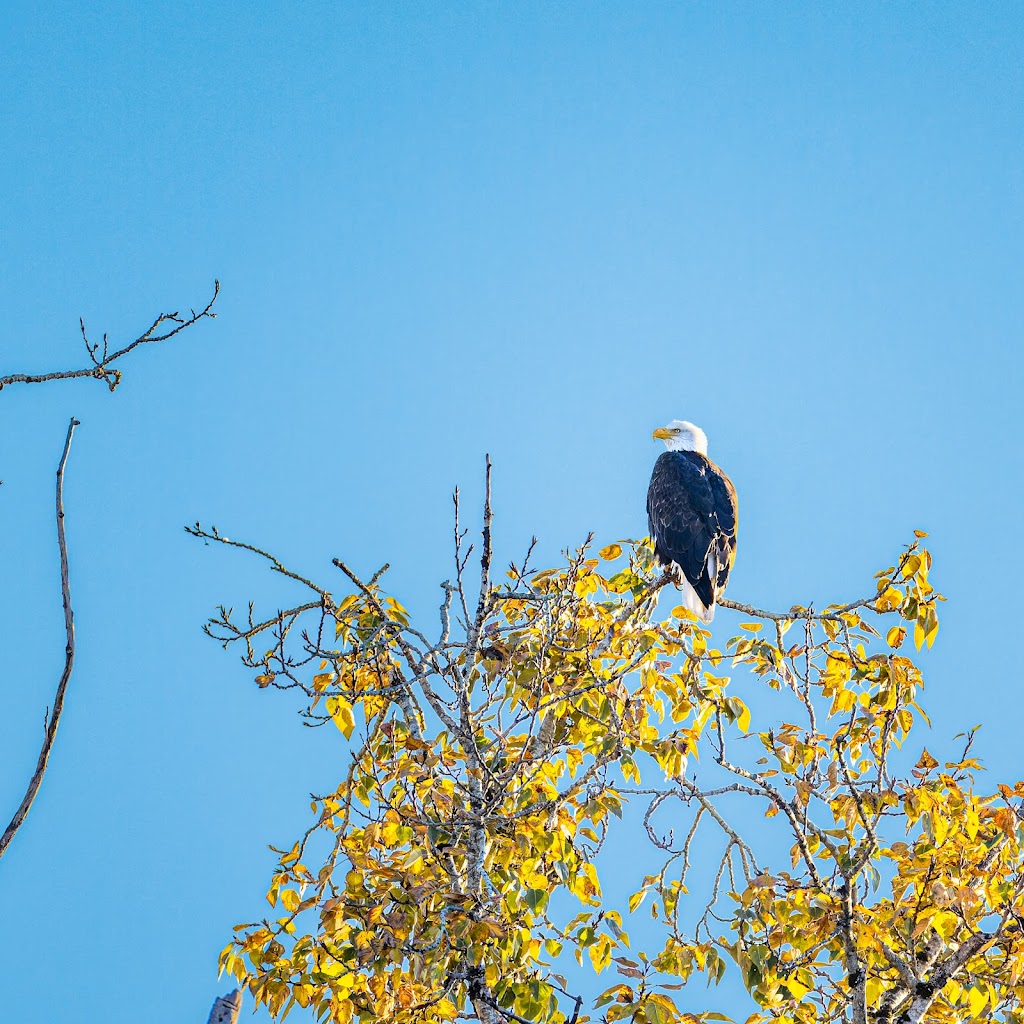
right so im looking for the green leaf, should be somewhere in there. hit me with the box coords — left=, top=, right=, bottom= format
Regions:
left=524, top=888, right=548, bottom=913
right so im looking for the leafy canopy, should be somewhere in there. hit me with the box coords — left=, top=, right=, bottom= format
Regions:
left=193, top=488, right=1024, bottom=1024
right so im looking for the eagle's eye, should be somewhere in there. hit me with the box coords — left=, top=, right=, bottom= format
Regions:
left=672, top=428, right=682, bottom=435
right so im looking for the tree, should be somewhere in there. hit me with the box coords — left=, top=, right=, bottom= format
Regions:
left=0, top=283, right=218, bottom=861
left=195, top=461, right=1024, bottom=1024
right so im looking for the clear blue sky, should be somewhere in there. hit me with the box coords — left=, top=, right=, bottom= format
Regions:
left=1, top=4, right=1022, bottom=1021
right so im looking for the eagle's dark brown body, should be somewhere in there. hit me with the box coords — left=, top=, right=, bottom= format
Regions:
left=647, top=449, right=738, bottom=618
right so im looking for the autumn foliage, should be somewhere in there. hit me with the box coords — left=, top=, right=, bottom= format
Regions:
left=193, top=476, right=1024, bottom=1024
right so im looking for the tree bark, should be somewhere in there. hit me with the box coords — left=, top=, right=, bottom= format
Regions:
left=205, top=989, right=242, bottom=1024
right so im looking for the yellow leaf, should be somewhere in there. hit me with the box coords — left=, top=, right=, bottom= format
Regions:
left=833, top=688, right=855, bottom=713
left=629, top=889, right=648, bottom=913
left=326, top=696, right=356, bottom=739
left=902, top=554, right=922, bottom=577
left=280, top=889, right=300, bottom=913
left=914, top=619, right=925, bottom=650
left=599, top=543, right=623, bottom=561
left=787, top=978, right=810, bottom=999
left=886, top=626, right=906, bottom=649
left=729, top=697, right=751, bottom=734
left=589, top=935, right=612, bottom=973
left=932, top=910, right=959, bottom=940
left=738, top=707, right=751, bottom=735
left=968, top=987, right=987, bottom=1017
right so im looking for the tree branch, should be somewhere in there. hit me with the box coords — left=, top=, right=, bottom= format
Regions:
left=206, top=988, right=242, bottom=1024
left=717, top=595, right=875, bottom=623
left=0, top=280, right=219, bottom=393
left=0, top=417, right=79, bottom=859
left=188, top=523, right=333, bottom=603
left=466, top=454, right=493, bottom=659
left=901, top=930, right=995, bottom=1023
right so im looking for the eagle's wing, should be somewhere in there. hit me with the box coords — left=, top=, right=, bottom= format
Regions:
left=706, top=460, right=738, bottom=593
left=646, top=451, right=718, bottom=608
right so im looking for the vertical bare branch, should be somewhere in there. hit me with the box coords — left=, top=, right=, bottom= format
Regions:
left=467, top=454, right=493, bottom=659
left=480, top=454, right=493, bottom=602
left=0, top=416, right=79, bottom=860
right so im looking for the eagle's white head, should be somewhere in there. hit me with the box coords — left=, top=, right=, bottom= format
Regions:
left=652, top=419, right=708, bottom=455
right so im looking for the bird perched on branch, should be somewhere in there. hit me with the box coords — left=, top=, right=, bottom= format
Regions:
left=647, top=420, right=738, bottom=623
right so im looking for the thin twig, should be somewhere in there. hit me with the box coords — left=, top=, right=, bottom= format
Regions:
left=188, top=525, right=333, bottom=603
left=0, top=417, right=80, bottom=859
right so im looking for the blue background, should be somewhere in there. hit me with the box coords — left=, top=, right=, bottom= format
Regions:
left=0, top=4, right=1021, bottom=1021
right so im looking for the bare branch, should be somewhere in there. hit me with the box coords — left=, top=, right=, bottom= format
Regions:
left=466, top=454, right=494, bottom=659
left=718, top=595, right=875, bottom=623
left=0, top=417, right=79, bottom=859
left=187, top=524, right=333, bottom=604
left=0, top=281, right=219, bottom=393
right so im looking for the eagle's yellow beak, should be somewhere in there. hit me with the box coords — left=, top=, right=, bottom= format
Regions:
left=652, top=427, right=673, bottom=440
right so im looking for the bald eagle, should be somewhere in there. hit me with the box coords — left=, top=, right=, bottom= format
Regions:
left=647, top=420, right=738, bottom=623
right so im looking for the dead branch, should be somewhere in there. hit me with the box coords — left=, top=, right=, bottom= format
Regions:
left=0, top=280, right=219, bottom=393
left=186, top=523, right=333, bottom=604
left=0, top=417, right=79, bottom=860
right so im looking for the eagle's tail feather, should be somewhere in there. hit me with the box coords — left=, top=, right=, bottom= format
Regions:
left=671, top=564, right=715, bottom=623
